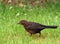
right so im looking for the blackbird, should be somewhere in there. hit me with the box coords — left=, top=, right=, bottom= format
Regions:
left=18, top=20, right=58, bottom=36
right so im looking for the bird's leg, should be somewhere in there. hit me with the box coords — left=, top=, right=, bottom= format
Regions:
left=39, top=32, right=41, bottom=37
left=30, top=33, right=32, bottom=36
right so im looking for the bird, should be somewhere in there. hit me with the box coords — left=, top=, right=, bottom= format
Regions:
left=18, top=20, right=58, bottom=36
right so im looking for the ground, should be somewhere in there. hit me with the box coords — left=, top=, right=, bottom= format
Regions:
left=0, top=3, right=60, bottom=44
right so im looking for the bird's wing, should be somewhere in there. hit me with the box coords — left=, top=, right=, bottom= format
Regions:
left=26, top=23, right=45, bottom=30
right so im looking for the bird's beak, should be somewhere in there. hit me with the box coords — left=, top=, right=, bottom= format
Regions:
left=17, top=22, right=21, bottom=25
left=17, top=22, right=20, bottom=24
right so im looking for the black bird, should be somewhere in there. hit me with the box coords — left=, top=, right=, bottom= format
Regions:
left=18, top=20, right=58, bottom=36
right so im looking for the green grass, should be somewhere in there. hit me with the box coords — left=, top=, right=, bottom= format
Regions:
left=0, top=3, right=60, bottom=44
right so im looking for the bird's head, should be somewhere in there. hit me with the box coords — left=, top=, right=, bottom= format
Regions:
left=17, top=20, right=28, bottom=26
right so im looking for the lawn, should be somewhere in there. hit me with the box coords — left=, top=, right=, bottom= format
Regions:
left=0, top=3, right=60, bottom=44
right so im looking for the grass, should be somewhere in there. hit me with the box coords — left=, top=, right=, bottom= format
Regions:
left=0, top=3, right=60, bottom=44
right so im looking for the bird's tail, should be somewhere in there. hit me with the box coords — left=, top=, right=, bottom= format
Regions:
left=44, top=26, right=58, bottom=29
